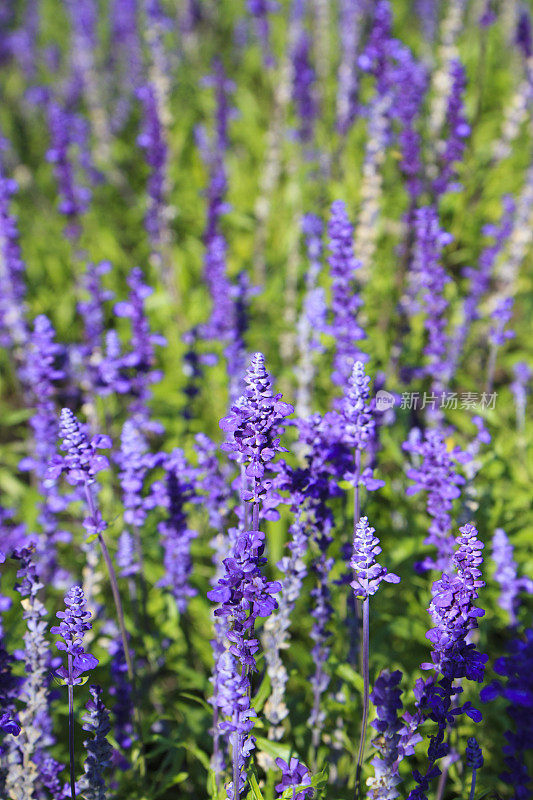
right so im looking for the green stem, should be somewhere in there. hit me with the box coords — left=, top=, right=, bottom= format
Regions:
left=354, top=597, right=369, bottom=800
left=68, top=655, right=76, bottom=800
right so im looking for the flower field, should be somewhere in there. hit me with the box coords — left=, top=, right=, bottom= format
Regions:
left=0, top=1, right=532, bottom=799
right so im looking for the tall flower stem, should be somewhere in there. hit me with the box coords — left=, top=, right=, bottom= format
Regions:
left=469, top=768, right=477, bottom=800
left=83, top=485, right=133, bottom=683
left=83, top=484, right=146, bottom=778
left=354, top=596, right=369, bottom=799
left=68, top=654, right=76, bottom=800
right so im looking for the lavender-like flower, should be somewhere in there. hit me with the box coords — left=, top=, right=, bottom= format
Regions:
left=466, top=737, right=483, bottom=800
left=114, top=267, right=166, bottom=432
left=291, top=29, right=318, bottom=144
left=491, top=528, right=533, bottom=626
left=80, top=685, right=113, bottom=800
left=48, top=409, right=135, bottom=693
left=433, top=59, right=470, bottom=197
left=295, top=214, right=326, bottom=418
left=4, top=547, right=52, bottom=799
left=108, top=640, right=134, bottom=768
left=351, top=517, right=399, bottom=794
left=18, top=315, right=67, bottom=577
left=410, top=206, right=454, bottom=391
left=0, top=144, right=28, bottom=351
left=210, top=354, right=289, bottom=797
left=275, top=757, right=312, bottom=799
left=367, top=669, right=403, bottom=800
left=408, top=524, right=487, bottom=800
left=247, top=0, right=279, bottom=67
left=328, top=201, right=366, bottom=386
left=47, top=408, right=111, bottom=490
left=137, top=83, right=169, bottom=253
left=52, top=586, right=98, bottom=800
left=510, top=361, right=531, bottom=433
left=51, top=586, right=98, bottom=684
left=336, top=0, right=362, bottom=135
left=480, top=629, right=533, bottom=800
left=403, top=426, right=468, bottom=572
left=350, top=517, right=400, bottom=600
left=46, top=101, right=92, bottom=239
left=155, top=449, right=198, bottom=613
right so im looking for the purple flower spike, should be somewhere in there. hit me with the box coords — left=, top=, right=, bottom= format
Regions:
left=220, top=352, right=293, bottom=504
left=368, top=669, right=404, bottom=799
left=275, top=757, right=312, bottom=799
left=466, top=737, right=483, bottom=769
left=328, top=200, right=366, bottom=386
left=491, top=528, right=533, bottom=626
left=51, top=586, right=98, bottom=683
left=47, top=408, right=111, bottom=488
left=350, top=517, right=400, bottom=599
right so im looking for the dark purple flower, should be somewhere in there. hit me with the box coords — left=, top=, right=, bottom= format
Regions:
left=220, top=352, right=293, bottom=505
left=0, top=142, right=28, bottom=349
left=137, top=83, right=168, bottom=247
left=51, top=586, right=98, bottom=683
left=327, top=200, right=366, bottom=386
left=466, top=736, right=483, bottom=769
left=275, top=757, right=312, bottom=799
left=47, top=408, right=111, bottom=488
left=291, top=30, right=318, bottom=143
left=491, top=528, right=533, bottom=626
left=350, top=517, right=400, bottom=599
left=403, top=426, right=468, bottom=572
left=80, top=685, right=113, bottom=799
left=433, top=59, right=470, bottom=197
left=368, top=669, right=404, bottom=799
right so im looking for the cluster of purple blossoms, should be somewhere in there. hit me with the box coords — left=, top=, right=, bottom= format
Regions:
left=350, top=517, right=400, bottom=600
left=433, top=59, right=470, bottom=197
left=291, top=29, right=318, bottom=144
left=80, top=685, right=113, bottom=800
left=368, top=669, right=403, bottom=799
left=114, top=266, right=166, bottom=432
left=403, top=426, right=469, bottom=572
left=220, top=352, right=293, bottom=506
left=247, top=0, right=279, bottom=67
left=108, top=639, right=134, bottom=768
left=46, top=101, right=93, bottom=238
left=51, top=586, right=98, bottom=684
left=275, top=757, right=312, bottom=799
left=409, top=524, right=487, bottom=800
left=137, top=83, right=168, bottom=247
left=491, top=528, right=533, bottom=626
left=0, top=144, right=28, bottom=350
left=327, top=201, right=366, bottom=386
left=410, top=205, right=454, bottom=389
left=47, top=408, right=111, bottom=491
left=481, top=629, right=533, bottom=800
left=153, top=449, right=198, bottom=613
left=336, top=0, right=362, bottom=135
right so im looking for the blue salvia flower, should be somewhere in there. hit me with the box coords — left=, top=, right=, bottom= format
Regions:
left=137, top=82, right=169, bottom=251
left=275, top=757, right=312, bottom=798
left=291, top=27, right=318, bottom=144
left=336, top=0, right=363, bottom=135
left=350, top=517, right=400, bottom=600
left=403, top=426, right=468, bottom=572
left=80, top=685, right=113, bottom=800
left=114, top=267, right=166, bottom=434
left=4, top=547, right=52, bottom=799
left=51, top=586, right=99, bottom=684
left=247, top=0, right=280, bottom=67
left=480, top=629, right=533, bottom=800
left=327, top=201, right=366, bottom=386
left=0, top=142, right=28, bottom=351
left=367, top=669, right=404, bottom=799
left=47, top=408, right=111, bottom=491
left=154, top=449, right=198, bottom=613
left=466, top=737, right=483, bottom=800
left=491, top=528, right=533, bottom=626
left=408, top=523, right=487, bottom=800
left=433, top=59, right=470, bottom=197
left=18, top=315, right=68, bottom=578
left=108, top=639, right=134, bottom=769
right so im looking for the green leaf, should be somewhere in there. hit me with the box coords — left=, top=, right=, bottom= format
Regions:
left=336, top=664, right=364, bottom=694
left=247, top=773, right=265, bottom=800
left=254, top=736, right=292, bottom=763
